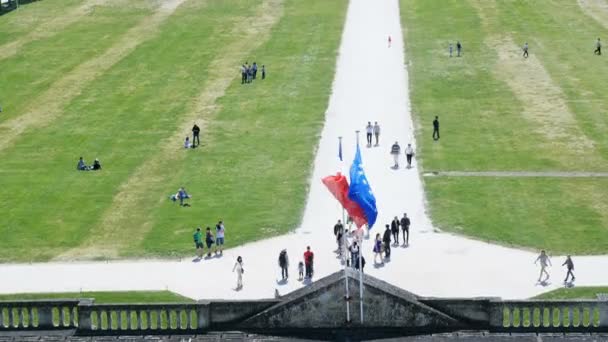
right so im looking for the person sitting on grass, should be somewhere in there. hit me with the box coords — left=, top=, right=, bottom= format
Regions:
left=184, top=136, right=191, bottom=149
left=170, top=187, right=191, bottom=206
left=91, top=158, right=102, bottom=171
left=77, top=157, right=88, bottom=171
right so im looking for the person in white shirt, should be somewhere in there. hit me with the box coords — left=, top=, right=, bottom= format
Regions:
left=373, top=122, right=380, bottom=146
left=523, top=42, right=529, bottom=58
left=390, top=142, right=401, bottom=168
left=405, top=143, right=415, bottom=169
left=365, top=122, right=373, bottom=147
left=535, top=250, right=551, bottom=283
left=184, top=137, right=191, bottom=149
left=233, top=256, right=244, bottom=290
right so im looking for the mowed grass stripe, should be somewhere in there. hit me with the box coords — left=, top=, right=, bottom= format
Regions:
left=0, top=0, right=186, bottom=153
left=57, top=0, right=285, bottom=260
left=577, top=0, right=608, bottom=30
left=0, top=0, right=111, bottom=60
left=0, top=1, right=156, bottom=124
left=137, top=0, right=348, bottom=257
left=0, top=0, right=253, bottom=261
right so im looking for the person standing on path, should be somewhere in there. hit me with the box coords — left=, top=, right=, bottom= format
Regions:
left=535, top=250, right=552, bottom=283
left=366, top=122, right=373, bottom=147
left=390, top=216, right=400, bottom=246
left=232, top=256, right=244, bottom=290
left=562, top=255, right=575, bottom=283
left=390, top=141, right=401, bottom=169
left=205, top=227, right=214, bottom=257
left=382, top=224, right=392, bottom=260
left=373, top=122, right=381, bottom=146
left=388, top=35, right=392, bottom=48
left=373, top=233, right=383, bottom=265
left=595, top=38, right=602, bottom=55
left=400, top=213, right=410, bottom=246
left=449, top=43, right=453, bottom=57
left=193, top=227, right=203, bottom=258
left=349, top=241, right=359, bottom=268
left=214, top=220, right=225, bottom=256
left=278, top=249, right=289, bottom=280
left=405, top=143, right=415, bottom=169
left=304, top=246, right=314, bottom=279
left=432, top=116, right=440, bottom=141
left=192, top=124, right=200, bottom=147
left=456, top=41, right=462, bottom=57
left=334, top=220, right=344, bottom=254
left=523, top=42, right=529, bottom=58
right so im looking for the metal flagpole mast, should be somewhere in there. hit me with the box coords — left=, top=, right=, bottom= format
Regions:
left=355, top=130, right=364, bottom=323
left=339, top=136, right=350, bottom=323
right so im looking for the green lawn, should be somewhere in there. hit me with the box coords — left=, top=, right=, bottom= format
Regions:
left=401, top=0, right=608, bottom=253
left=534, top=287, right=608, bottom=300
left=0, top=0, right=347, bottom=261
left=0, top=291, right=193, bottom=303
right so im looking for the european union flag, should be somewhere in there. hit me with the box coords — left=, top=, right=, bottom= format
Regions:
left=347, top=145, right=378, bottom=228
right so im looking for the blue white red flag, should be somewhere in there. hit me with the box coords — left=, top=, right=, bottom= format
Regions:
left=347, top=145, right=378, bottom=228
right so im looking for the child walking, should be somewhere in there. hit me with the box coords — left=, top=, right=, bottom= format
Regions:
left=233, top=256, right=244, bottom=290
left=298, top=261, right=304, bottom=281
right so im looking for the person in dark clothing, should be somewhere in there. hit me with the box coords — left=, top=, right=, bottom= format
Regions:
left=595, top=38, right=602, bottom=55
left=456, top=41, right=462, bottom=57
left=304, top=246, right=314, bottom=279
left=77, top=157, right=88, bottom=171
left=91, top=158, right=102, bottom=171
left=523, top=42, right=529, bottom=58
left=562, top=255, right=575, bottom=283
left=365, top=122, right=373, bottom=147
left=432, top=116, right=440, bottom=141
left=390, top=216, right=400, bottom=246
left=192, top=124, right=200, bottom=147
left=390, top=141, right=401, bottom=168
left=252, top=62, right=258, bottom=80
left=205, top=227, right=214, bottom=257
left=355, top=255, right=366, bottom=272
left=241, top=64, right=247, bottom=84
left=261, top=65, right=266, bottom=80
left=400, top=213, right=410, bottom=246
left=333, top=220, right=344, bottom=253
left=382, top=225, right=392, bottom=259
left=278, top=249, right=289, bottom=280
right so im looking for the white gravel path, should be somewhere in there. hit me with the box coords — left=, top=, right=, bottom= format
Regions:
left=2, top=0, right=608, bottom=300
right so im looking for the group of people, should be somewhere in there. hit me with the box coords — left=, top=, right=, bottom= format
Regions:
left=534, top=250, right=576, bottom=285
left=372, top=214, right=411, bottom=265
left=390, top=141, right=415, bottom=169
left=193, top=220, right=226, bottom=258
left=76, top=157, right=102, bottom=171
left=277, top=247, right=314, bottom=282
left=365, top=121, right=381, bottom=147
left=184, top=123, right=201, bottom=149
left=448, top=41, right=463, bottom=57
left=240, top=61, right=266, bottom=84
left=170, top=187, right=191, bottom=206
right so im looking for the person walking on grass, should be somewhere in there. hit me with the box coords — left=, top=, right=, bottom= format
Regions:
left=192, top=124, right=200, bottom=147
left=241, top=64, right=247, bottom=84
left=456, top=41, right=462, bottom=57
left=232, top=256, right=244, bottom=290
left=366, top=122, right=373, bottom=147
left=382, top=224, right=392, bottom=260
left=278, top=249, right=289, bottom=280
left=252, top=62, right=258, bottom=80
left=214, top=220, right=225, bottom=256
left=405, top=143, right=415, bottom=169
left=261, top=65, right=266, bottom=80
left=304, top=246, right=314, bottom=279
left=449, top=43, right=453, bottom=58
left=400, top=213, right=410, bottom=246
left=523, top=42, right=529, bottom=58
left=390, top=141, right=401, bottom=169
left=193, top=227, right=203, bottom=258
left=535, top=250, right=551, bottom=283
left=433, top=116, right=440, bottom=141
left=595, top=38, right=602, bottom=55
left=562, top=255, right=575, bottom=283
left=373, top=233, right=383, bottom=265
left=391, top=216, right=400, bottom=246
left=205, top=227, right=214, bottom=257
left=373, top=121, right=381, bottom=146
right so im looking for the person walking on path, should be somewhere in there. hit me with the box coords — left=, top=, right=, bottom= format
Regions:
left=400, top=213, right=410, bottom=246
left=192, top=124, right=200, bottom=147
left=333, top=220, right=344, bottom=254
left=388, top=35, right=392, bottom=48
left=382, top=224, right=392, bottom=260
left=349, top=241, right=360, bottom=268
left=298, top=261, right=304, bottom=281
left=562, top=255, right=575, bottom=283
left=232, top=256, right=244, bottom=290
left=278, top=249, right=289, bottom=280
left=304, top=246, right=314, bottom=279
left=366, top=122, right=373, bottom=147
left=373, top=233, right=383, bottom=265
left=449, top=43, right=453, bottom=57
left=405, top=143, right=415, bottom=169
left=523, top=42, right=529, bottom=58
left=456, top=41, right=462, bottom=57
left=595, top=38, right=602, bottom=55
left=535, top=250, right=552, bottom=283
left=390, top=141, right=401, bottom=169
left=432, top=116, right=440, bottom=141
left=355, top=255, right=366, bottom=272
left=205, top=227, right=214, bottom=257
left=373, top=122, right=381, bottom=146
left=193, top=227, right=203, bottom=258
left=214, top=220, right=225, bottom=256
left=391, top=216, right=400, bottom=246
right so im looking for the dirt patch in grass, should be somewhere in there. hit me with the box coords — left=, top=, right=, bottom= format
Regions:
left=55, top=0, right=285, bottom=261
left=577, top=0, right=608, bottom=29
left=0, top=0, right=187, bottom=154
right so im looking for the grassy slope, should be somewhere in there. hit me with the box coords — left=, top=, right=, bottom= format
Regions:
left=0, top=291, right=193, bottom=303
left=534, top=287, right=608, bottom=300
left=401, top=0, right=608, bottom=254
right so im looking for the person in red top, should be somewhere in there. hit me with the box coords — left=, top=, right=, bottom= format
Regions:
left=303, top=246, right=314, bottom=279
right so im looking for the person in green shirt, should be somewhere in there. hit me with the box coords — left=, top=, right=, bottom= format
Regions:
left=193, top=227, right=203, bottom=258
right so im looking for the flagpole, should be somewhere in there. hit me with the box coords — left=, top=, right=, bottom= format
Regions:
left=339, top=136, right=350, bottom=324
left=355, top=130, right=364, bottom=324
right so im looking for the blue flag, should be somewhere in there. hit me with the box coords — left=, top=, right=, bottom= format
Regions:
left=338, top=139, right=343, bottom=161
left=347, top=144, right=378, bottom=228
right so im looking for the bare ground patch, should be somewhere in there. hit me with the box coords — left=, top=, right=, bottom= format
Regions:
left=578, top=0, right=608, bottom=29
left=0, top=0, right=188, bottom=153
left=55, top=0, right=285, bottom=261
